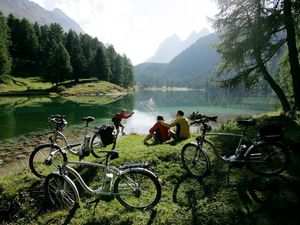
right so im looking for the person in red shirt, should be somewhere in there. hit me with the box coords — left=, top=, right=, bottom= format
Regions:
left=112, top=109, right=134, bottom=135
left=143, top=115, right=170, bottom=145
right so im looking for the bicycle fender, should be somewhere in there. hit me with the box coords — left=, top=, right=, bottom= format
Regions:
left=244, top=140, right=272, bottom=156
left=52, top=171, right=81, bottom=206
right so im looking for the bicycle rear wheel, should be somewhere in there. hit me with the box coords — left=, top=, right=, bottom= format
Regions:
left=90, top=134, right=116, bottom=158
left=181, top=143, right=210, bottom=178
left=44, top=173, right=79, bottom=210
left=114, top=169, right=161, bottom=210
left=29, top=144, right=64, bottom=179
left=246, top=142, right=290, bottom=176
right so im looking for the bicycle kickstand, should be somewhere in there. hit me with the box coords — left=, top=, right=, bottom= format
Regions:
left=85, top=197, right=101, bottom=211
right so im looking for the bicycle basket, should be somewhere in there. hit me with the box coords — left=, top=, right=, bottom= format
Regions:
left=97, top=125, right=115, bottom=146
left=259, top=125, right=283, bottom=141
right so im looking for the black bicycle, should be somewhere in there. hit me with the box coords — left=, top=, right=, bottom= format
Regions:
left=181, top=113, right=290, bottom=178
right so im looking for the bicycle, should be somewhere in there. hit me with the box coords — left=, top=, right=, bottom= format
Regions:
left=181, top=113, right=291, bottom=179
left=29, top=115, right=117, bottom=179
left=44, top=149, right=161, bottom=210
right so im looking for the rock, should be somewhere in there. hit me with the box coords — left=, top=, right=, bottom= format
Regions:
left=0, top=159, right=4, bottom=165
left=16, top=155, right=26, bottom=160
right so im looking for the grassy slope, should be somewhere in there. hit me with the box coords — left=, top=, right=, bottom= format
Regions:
left=0, top=77, right=128, bottom=96
left=0, top=113, right=299, bottom=225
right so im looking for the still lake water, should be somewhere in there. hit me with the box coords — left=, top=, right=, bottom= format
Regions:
left=0, top=90, right=279, bottom=141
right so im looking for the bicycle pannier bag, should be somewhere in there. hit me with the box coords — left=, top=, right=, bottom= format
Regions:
left=98, top=125, right=114, bottom=146
left=259, top=125, right=283, bottom=141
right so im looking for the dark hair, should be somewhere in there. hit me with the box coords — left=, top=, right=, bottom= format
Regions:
left=157, top=115, right=164, bottom=121
left=177, top=110, right=184, bottom=116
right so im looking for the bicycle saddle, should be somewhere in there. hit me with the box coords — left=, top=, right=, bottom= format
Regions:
left=237, top=119, right=256, bottom=126
left=82, top=116, right=95, bottom=123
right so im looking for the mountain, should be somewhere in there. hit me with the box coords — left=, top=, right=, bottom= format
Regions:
left=146, top=28, right=210, bottom=63
left=146, top=34, right=182, bottom=63
left=0, top=0, right=84, bottom=33
left=134, top=32, right=220, bottom=88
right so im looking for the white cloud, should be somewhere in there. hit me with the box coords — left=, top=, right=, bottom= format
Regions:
left=30, top=0, right=218, bottom=65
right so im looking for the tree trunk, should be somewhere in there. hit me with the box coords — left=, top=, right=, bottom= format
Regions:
left=283, top=0, right=300, bottom=109
left=256, top=56, right=291, bottom=112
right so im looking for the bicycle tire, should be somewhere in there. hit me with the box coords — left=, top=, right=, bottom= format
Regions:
left=113, top=169, right=161, bottom=210
left=29, top=144, right=64, bottom=179
left=245, top=141, right=290, bottom=176
left=44, top=173, right=79, bottom=210
left=90, top=134, right=116, bottom=158
left=181, top=143, right=210, bottom=178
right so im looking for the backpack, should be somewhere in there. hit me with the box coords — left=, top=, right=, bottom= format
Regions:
left=97, top=124, right=115, bottom=146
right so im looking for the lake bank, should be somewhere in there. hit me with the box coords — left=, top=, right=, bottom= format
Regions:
left=0, top=77, right=131, bottom=97
left=0, top=115, right=300, bottom=224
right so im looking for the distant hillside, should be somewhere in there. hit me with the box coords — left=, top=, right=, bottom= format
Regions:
left=146, top=28, right=210, bottom=63
left=0, top=0, right=84, bottom=33
left=134, top=33, right=220, bottom=88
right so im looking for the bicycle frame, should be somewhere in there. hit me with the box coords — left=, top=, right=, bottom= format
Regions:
left=54, top=158, right=157, bottom=206
left=193, top=120, right=257, bottom=164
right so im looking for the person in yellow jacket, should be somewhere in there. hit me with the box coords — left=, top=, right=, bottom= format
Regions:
left=160, top=110, right=190, bottom=141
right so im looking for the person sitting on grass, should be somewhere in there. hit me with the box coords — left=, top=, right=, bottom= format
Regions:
left=160, top=110, right=190, bottom=142
left=143, top=115, right=170, bottom=145
left=112, top=109, right=134, bottom=135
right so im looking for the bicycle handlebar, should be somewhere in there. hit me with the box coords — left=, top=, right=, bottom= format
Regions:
left=48, top=114, right=67, bottom=131
left=190, top=113, right=217, bottom=125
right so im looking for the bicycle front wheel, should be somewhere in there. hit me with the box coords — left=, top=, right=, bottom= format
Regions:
left=114, top=169, right=161, bottom=210
left=181, top=143, right=210, bottom=178
left=45, top=173, right=79, bottom=210
left=246, top=142, right=290, bottom=176
left=29, top=144, right=64, bottom=179
left=90, top=134, right=116, bottom=158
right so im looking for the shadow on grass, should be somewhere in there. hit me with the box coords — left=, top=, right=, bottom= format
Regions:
left=172, top=172, right=300, bottom=225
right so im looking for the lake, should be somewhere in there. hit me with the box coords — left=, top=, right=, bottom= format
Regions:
left=0, top=90, right=279, bottom=141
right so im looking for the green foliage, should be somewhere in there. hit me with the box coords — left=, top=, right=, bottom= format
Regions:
left=0, top=12, right=11, bottom=81
left=93, top=46, right=110, bottom=81
left=45, top=41, right=72, bottom=84
left=1, top=11, right=134, bottom=89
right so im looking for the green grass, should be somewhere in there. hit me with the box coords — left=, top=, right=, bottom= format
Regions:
left=0, top=77, right=52, bottom=93
left=0, top=114, right=300, bottom=225
left=0, top=77, right=129, bottom=97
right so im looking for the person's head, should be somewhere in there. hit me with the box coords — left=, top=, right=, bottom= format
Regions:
left=176, top=110, right=184, bottom=117
left=121, top=109, right=126, bottom=113
left=157, top=115, right=164, bottom=121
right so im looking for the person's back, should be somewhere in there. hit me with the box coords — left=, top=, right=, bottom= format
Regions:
left=175, top=116, right=190, bottom=139
left=160, top=110, right=190, bottom=141
left=143, top=115, right=170, bottom=144
left=149, top=121, right=170, bottom=142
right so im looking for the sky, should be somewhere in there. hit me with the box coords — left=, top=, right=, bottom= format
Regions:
left=30, top=0, right=218, bottom=65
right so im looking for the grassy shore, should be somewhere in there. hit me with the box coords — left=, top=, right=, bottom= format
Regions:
left=0, top=113, right=299, bottom=225
left=0, top=77, right=130, bottom=96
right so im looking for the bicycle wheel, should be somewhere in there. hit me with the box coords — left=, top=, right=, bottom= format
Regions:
left=181, top=143, right=210, bottom=178
left=44, top=173, right=79, bottom=210
left=246, top=142, right=290, bottom=176
left=114, top=169, right=161, bottom=210
left=90, top=134, right=116, bottom=158
left=29, top=144, right=64, bottom=179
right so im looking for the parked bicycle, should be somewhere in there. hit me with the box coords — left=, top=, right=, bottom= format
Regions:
left=29, top=115, right=117, bottom=178
left=44, top=149, right=161, bottom=210
left=181, top=113, right=290, bottom=178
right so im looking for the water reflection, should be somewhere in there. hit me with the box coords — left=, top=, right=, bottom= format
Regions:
left=0, top=90, right=278, bottom=140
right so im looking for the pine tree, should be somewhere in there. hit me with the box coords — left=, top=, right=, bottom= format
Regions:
left=0, top=12, right=11, bottom=83
left=46, top=41, right=72, bottom=84
left=65, top=30, right=86, bottom=82
left=93, top=46, right=110, bottom=81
